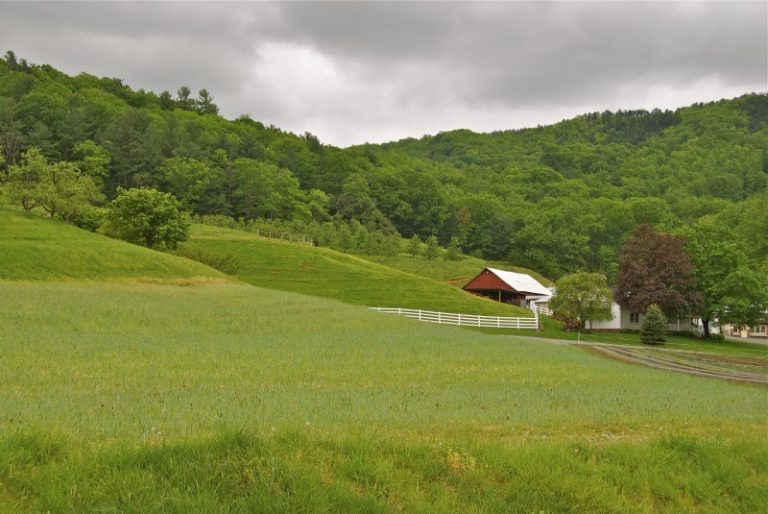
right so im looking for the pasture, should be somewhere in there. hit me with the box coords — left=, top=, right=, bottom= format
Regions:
left=0, top=208, right=224, bottom=281
left=180, top=224, right=531, bottom=317
left=1, top=280, right=767, bottom=512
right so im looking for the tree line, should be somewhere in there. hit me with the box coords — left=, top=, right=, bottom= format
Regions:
left=0, top=51, right=766, bottom=281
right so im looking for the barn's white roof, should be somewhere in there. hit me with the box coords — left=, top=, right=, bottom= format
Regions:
left=486, top=268, right=551, bottom=297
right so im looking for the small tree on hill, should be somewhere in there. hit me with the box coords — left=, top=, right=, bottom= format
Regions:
left=4, top=147, right=102, bottom=219
left=407, top=235, right=421, bottom=257
left=106, top=187, right=190, bottom=249
left=641, top=304, right=667, bottom=344
left=423, top=235, right=439, bottom=260
left=444, top=236, right=462, bottom=261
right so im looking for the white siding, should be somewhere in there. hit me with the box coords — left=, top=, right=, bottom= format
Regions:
left=589, top=302, right=622, bottom=330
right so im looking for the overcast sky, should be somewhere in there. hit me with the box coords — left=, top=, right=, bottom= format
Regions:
left=0, top=1, right=765, bottom=147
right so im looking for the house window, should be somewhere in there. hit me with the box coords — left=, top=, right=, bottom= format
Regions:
left=630, top=313, right=640, bottom=324
left=752, top=324, right=767, bottom=335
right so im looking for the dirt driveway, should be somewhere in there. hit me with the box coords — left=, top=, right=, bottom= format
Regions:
left=583, top=344, right=767, bottom=385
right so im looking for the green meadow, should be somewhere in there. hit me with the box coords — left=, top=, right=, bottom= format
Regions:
left=1, top=211, right=767, bottom=512
left=181, top=224, right=531, bottom=316
left=0, top=208, right=224, bottom=281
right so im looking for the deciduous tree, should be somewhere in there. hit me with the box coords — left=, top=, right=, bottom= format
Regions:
left=617, top=225, right=701, bottom=318
left=106, top=187, right=189, bottom=249
left=423, top=235, right=439, bottom=260
left=549, top=272, right=613, bottom=330
left=407, top=235, right=421, bottom=257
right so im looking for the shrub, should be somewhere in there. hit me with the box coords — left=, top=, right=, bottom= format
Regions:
left=105, top=187, right=189, bottom=250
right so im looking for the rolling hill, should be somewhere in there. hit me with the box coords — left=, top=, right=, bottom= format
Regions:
left=0, top=208, right=225, bottom=281
left=180, top=224, right=533, bottom=316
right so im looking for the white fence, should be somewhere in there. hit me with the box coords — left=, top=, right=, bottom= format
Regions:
left=369, top=307, right=539, bottom=329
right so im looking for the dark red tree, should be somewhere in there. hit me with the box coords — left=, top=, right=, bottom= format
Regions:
left=616, top=225, right=701, bottom=317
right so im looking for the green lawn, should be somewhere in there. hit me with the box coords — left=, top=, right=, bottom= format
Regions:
left=0, top=208, right=225, bottom=281
left=181, top=224, right=531, bottom=316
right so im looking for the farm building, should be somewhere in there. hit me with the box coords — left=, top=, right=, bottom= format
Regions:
left=722, top=320, right=767, bottom=338
left=463, top=268, right=552, bottom=308
left=589, top=301, right=717, bottom=335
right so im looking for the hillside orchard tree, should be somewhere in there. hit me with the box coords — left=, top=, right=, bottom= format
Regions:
left=407, top=235, right=421, bottom=257
left=106, top=187, right=190, bottom=249
left=0, top=146, right=5, bottom=203
left=38, top=160, right=102, bottom=221
left=423, top=235, right=440, bottom=260
left=549, top=272, right=613, bottom=330
left=4, top=147, right=102, bottom=219
left=4, top=146, right=47, bottom=211
left=640, top=304, right=667, bottom=344
left=444, top=236, right=462, bottom=261
left=616, top=225, right=701, bottom=318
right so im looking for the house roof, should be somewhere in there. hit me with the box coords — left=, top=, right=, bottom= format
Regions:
left=486, top=268, right=552, bottom=296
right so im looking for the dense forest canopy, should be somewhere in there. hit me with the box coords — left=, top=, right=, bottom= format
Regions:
left=1, top=51, right=766, bottom=279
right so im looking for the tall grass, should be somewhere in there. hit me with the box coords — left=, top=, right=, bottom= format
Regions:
left=1, top=431, right=765, bottom=513
left=2, top=281, right=764, bottom=441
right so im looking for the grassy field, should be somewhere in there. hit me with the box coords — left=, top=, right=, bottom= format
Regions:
left=0, top=208, right=224, bottom=281
left=1, top=280, right=767, bottom=512
left=1, top=214, right=767, bottom=512
left=181, top=224, right=531, bottom=316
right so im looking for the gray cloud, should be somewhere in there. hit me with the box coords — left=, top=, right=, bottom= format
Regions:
left=0, top=1, right=765, bottom=146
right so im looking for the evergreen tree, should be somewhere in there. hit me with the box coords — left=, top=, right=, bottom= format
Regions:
left=176, top=86, right=194, bottom=110
left=640, top=304, right=667, bottom=344
left=196, top=89, right=219, bottom=115
left=159, top=90, right=174, bottom=111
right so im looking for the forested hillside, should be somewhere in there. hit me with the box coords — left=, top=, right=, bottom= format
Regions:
left=1, top=51, right=765, bottom=278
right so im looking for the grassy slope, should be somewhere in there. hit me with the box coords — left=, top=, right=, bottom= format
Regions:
left=182, top=224, right=531, bottom=316
left=364, top=253, right=554, bottom=287
left=0, top=208, right=225, bottom=281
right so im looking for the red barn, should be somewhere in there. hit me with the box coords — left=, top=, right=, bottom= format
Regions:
left=463, top=267, right=551, bottom=308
